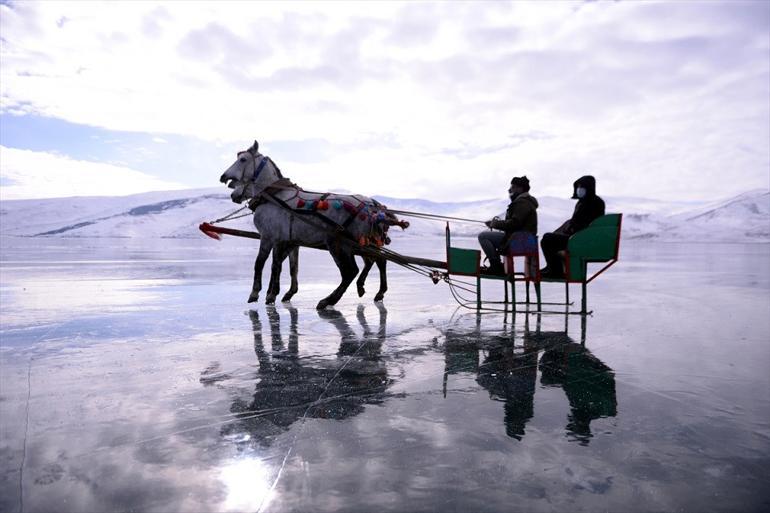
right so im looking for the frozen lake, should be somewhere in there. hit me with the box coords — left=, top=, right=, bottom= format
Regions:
left=1, top=235, right=769, bottom=513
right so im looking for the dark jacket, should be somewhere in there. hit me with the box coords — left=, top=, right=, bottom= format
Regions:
left=491, top=192, right=538, bottom=236
left=555, top=176, right=605, bottom=236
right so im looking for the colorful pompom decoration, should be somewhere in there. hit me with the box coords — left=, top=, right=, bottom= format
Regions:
left=333, top=200, right=342, bottom=210
left=296, top=198, right=306, bottom=208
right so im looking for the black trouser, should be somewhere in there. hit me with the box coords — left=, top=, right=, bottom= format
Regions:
left=541, top=232, right=570, bottom=273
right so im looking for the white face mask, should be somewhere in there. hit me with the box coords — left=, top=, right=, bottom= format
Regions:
left=576, top=187, right=587, bottom=199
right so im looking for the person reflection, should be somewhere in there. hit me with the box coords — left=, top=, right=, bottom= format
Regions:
left=223, top=304, right=389, bottom=446
left=535, top=330, right=617, bottom=445
left=476, top=335, right=539, bottom=440
left=442, top=328, right=539, bottom=440
left=442, top=316, right=616, bottom=444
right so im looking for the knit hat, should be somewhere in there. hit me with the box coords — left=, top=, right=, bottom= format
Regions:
left=510, top=176, right=530, bottom=192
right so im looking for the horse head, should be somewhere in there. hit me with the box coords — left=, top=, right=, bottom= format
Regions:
left=220, top=140, right=284, bottom=203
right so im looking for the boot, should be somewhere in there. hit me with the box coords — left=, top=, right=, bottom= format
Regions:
left=481, top=261, right=505, bottom=276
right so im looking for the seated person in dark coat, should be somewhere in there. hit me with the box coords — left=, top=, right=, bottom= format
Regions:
left=540, top=175, right=605, bottom=279
left=478, top=176, right=538, bottom=275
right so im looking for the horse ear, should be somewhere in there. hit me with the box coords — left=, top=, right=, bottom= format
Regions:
left=249, top=140, right=259, bottom=154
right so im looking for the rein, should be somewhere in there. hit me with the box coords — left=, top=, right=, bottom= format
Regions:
left=384, top=209, right=486, bottom=225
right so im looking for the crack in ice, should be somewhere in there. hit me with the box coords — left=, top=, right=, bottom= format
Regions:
left=258, top=337, right=370, bottom=513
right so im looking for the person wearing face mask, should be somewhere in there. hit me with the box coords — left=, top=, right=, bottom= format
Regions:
left=540, top=175, right=605, bottom=279
left=478, top=176, right=539, bottom=275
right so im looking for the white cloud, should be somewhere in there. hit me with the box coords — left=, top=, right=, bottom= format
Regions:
left=0, top=146, right=187, bottom=199
left=0, top=1, right=768, bottom=201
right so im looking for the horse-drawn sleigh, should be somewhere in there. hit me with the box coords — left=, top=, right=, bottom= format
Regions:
left=201, top=140, right=622, bottom=315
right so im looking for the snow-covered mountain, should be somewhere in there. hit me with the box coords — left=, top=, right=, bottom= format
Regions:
left=0, top=188, right=767, bottom=242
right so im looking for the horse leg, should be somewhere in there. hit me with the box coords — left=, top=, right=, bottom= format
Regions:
left=317, top=307, right=359, bottom=355
left=281, top=246, right=299, bottom=302
left=373, top=257, right=388, bottom=302
left=266, top=304, right=283, bottom=351
left=316, top=244, right=358, bottom=310
left=287, top=305, right=299, bottom=354
left=375, top=301, right=387, bottom=339
left=248, top=240, right=273, bottom=303
left=265, top=243, right=289, bottom=305
left=248, top=310, right=271, bottom=371
left=356, top=256, right=374, bottom=297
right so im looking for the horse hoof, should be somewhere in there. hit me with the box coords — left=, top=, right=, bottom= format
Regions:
left=357, top=285, right=365, bottom=297
left=316, top=300, right=329, bottom=310
left=265, top=296, right=276, bottom=305
left=374, top=293, right=384, bottom=302
left=248, top=293, right=259, bottom=303
left=281, top=293, right=294, bottom=302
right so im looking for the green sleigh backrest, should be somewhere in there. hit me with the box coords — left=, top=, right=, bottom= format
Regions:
left=445, top=224, right=481, bottom=276
left=566, top=214, right=622, bottom=281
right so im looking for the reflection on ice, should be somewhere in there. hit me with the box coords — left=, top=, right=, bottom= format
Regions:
left=1, top=276, right=176, bottom=326
left=537, top=332, right=617, bottom=444
left=442, top=314, right=616, bottom=444
left=213, top=305, right=390, bottom=448
left=220, top=457, right=272, bottom=513
left=1, top=238, right=767, bottom=513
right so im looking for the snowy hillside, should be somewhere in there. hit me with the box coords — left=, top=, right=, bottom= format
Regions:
left=0, top=188, right=767, bottom=243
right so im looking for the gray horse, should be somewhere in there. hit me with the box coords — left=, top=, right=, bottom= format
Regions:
left=220, top=140, right=407, bottom=309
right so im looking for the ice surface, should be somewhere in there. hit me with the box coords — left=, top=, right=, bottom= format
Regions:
left=0, top=236, right=769, bottom=513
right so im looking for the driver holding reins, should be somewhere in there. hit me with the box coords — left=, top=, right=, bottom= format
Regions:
left=478, top=176, right=539, bottom=275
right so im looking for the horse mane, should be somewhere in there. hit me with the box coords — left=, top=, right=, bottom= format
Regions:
left=267, top=177, right=298, bottom=190
left=267, top=157, right=285, bottom=179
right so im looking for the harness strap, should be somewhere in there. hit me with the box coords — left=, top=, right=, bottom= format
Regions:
left=253, top=156, right=268, bottom=181
left=342, top=199, right=365, bottom=229
left=260, top=191, right=353, bottom=242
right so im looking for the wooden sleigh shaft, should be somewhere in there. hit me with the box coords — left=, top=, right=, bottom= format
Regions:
left=199, top=222, right=447, bottom=269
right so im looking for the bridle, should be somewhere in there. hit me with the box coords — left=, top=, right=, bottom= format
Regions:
left=238, top=151, right=270, bottom=183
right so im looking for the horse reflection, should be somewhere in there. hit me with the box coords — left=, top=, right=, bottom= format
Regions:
left=223, top=304, right=389, bottom=446
left=442, top=315, right=616, bottom=444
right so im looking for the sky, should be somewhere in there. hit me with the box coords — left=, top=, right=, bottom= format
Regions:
left=0, top=0, right=768, bottom=201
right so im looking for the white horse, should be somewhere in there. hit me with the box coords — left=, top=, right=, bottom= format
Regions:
left=220, top=140, right=407, bottom=309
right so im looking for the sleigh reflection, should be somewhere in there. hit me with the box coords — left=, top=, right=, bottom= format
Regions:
left=442, top=316, right=616, bottom=444
left=222, top=304, right=389, bottom=445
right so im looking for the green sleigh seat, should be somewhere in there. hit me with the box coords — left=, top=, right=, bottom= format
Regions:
left=444, top=214, right=623, bottom=314
left=555, top=213, right=623, bottom=283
